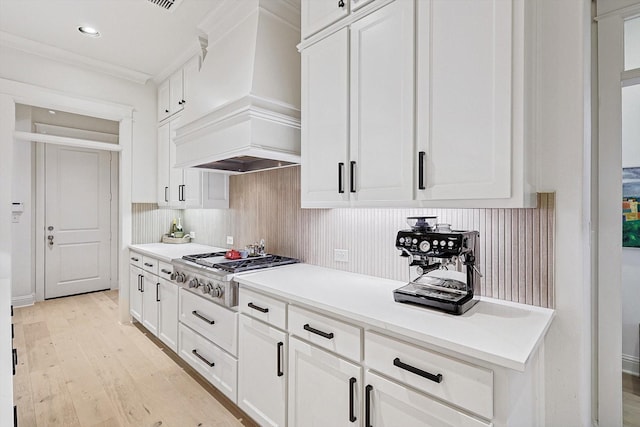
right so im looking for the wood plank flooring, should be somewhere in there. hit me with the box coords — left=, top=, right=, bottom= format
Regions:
left=12, top=290, right=258, bottom=427
left=625, top=372, right=640, bottom=427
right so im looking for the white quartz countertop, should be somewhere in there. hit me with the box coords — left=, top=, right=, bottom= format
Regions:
left=236, top=264, right=554, bottom=372
left=129, top=243, right=226, bottom=263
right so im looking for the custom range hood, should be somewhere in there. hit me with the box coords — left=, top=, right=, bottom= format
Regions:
left=174, top=0, right=301, bottom=174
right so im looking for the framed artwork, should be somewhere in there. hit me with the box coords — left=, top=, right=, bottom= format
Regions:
left=623, top=167, right=640, bottom=247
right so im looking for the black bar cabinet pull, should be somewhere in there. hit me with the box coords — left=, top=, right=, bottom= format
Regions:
left=248, top=302, right=269, bottom=313
left=277, top=341, right=284, bottom=377
left=140, top=276, right=144, bottom=293
left=138, top=274, right=142, bottom=292
left=365, top=384, right=373, bottom=427
left=131, top=257, right=139, bottom=262
left=350, top=161, right=356, bottom=193
left=160, top=269, right=172, bottom=275
left=338, top=162, right=345, bottom=194
left=418, top=151, right=426, bottom=190
left=192, top=349, right=215, bottom=367
left=144, top=262, right=153, bottom=267
left=192, top=310, right=215, bottom=325
left=303, top=323, right=334, bottom=340
left=14, top=405, right=17, bottom=427
left=349, top=377, right=357, bottom=422
left=393, top=357, right=443, bottom=383
left=12, top=348, right=17, bottom=375
left=164, top=186, right=168, bottom=203
left=156, top=283, right=160, bottom=302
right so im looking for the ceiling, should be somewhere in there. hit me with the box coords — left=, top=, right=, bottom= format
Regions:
left=0, top=0, right=224, bottom=84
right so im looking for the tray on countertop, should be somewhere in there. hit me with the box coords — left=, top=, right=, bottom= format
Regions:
left=161, top=234, right=191, bottom=244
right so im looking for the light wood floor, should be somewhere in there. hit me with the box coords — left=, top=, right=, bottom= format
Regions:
left=12, top=290, right=258, bottom=427
left=625, top=372, right=640, bottom=427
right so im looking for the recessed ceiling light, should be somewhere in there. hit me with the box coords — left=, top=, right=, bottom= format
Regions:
left=78, top=26, right=100, bottom=37
left=48, top=110, right=56, bottom=115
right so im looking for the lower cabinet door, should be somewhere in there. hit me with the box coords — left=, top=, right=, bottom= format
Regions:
left=364, top=371, right=491, bottom=427
left=178, top=323, right=238, bottom=403
left=238, top=314, right=287, bottom=427
left=288, top=336, right=361, bottom=427
left=158, top=278, right=178, bottom=352
left=129, top=265, right=143, bottom=322
left=141, top=275, right=159, bottom=336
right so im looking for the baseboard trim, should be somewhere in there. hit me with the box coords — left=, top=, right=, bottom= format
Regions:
left=12, top=294, right=35, bottom=307
left=623, top=354, right=640, bottom=376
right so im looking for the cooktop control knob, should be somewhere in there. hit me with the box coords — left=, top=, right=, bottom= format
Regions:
left=173, top=271, right=186, bottom=283
left=202, top=282, right=212, bottom=294
left=419, top=240, right=430, bottom=252
left=210, top=285, right=224, bottom=298
left=188, top=278, right=199, bottom=289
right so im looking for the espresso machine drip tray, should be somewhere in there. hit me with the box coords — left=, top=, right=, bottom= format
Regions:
left=393, top=276, right=479, bottom=315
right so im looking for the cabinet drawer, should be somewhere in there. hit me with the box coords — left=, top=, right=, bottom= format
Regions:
left=179, top=289, right=238, bottom=356
left=178, top=323, right=238, bottom=403
left=129, top=251, right=143, bottom=268
left=289, top=305, right=362, bottom=362
left=239, top=287, right=287, bottom=330
left=158, top=261, right=174, bottom=281
left=365, top=331, right=493, bottom=419
left=142, top=256, right=159, bottom=275
left=365, top=371, right=491, bottom=427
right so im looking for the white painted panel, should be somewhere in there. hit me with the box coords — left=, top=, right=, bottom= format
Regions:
left=625, top=16, right=640, bottom=71
left=58, top=243, right=100, bottom=282
left=58, top=148, right=101, bottom=230
left=622, top=83, right=640, bottom=167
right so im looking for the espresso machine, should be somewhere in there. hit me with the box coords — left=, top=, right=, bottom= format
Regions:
left=393, top=216, right=481, bottom=315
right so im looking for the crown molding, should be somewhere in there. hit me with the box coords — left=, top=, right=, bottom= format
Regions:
left=151, top=38, right=203, bottom=84
left=0, top=31, right=152, bottom=85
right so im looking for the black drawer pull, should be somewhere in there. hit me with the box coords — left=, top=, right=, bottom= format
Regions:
left=303, top=323, right=334, bottom=340
left=131, top=257, right=139, bottom=262
left=277, top=341, right=284, bottom=377
left=192, top=349, right=215, bottom=367
left=365, top=384, right=373, bottom=427
left=248, top=302, right=269, bottom=313
left=144, top=262, right=154, bottom=267
left=349, top=377, right=357, bottom=422
left=192, top=310, right=215, bottom=325
left=393, top=357, right=442, bottom=383
left=160, top=269, right=172, bottom=275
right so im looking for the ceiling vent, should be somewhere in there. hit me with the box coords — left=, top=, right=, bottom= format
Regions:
left=147, top=0, right=183, bottom=11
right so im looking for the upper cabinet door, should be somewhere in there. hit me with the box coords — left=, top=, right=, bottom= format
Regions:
left=181, top=56, right=200, bottom=111
left=157, top=80, right=171, bottom=122
left=157, top=122, right=170, bottom=207
left=169, top=69, right=184, bottom=116
left=416, top=0, right=513, bottom=201
left=301, top=28, right=350, bottom=207
left=349, top=0, right=414, bottom=203
left=302, top=0, right=349, bottom=39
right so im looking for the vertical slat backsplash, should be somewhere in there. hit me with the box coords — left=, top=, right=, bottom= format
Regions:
left=133, top=166, right=555, bottom=308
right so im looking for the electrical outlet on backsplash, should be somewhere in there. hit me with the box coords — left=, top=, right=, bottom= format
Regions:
left=132, top=169, right=555, bottom=308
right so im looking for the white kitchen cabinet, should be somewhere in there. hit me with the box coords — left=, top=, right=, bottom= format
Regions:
left=158, top=56, right=200, bottom=122
left=157, top=115, right=229, bottom=209
left=238, top=314, right=287, bottom=427
left=129, top=264, right=143, bottom=322
left=142, top=274, right=159, bottom=336
left=157, top=79, right=171, bottom=122
left=158, top=277, right=178, bottom=352
left=364, top=371, right=490, bottom=427
left=301, top=27, right=350, bottom=206
left=301, top=0, right=415, bottom=207
left=301, top=0, right=349, bottom=39
left=415, top=0, right=516, bottom=203
left=300, top=0, right=536, bottom=208
left=288, top=336, right=361, bottom=427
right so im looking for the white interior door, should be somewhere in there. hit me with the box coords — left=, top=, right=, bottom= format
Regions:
left=45, top=144, right=112, bottom=299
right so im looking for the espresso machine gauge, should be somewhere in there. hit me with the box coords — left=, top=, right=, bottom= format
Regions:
left=393, top=216, right=481, bottom=315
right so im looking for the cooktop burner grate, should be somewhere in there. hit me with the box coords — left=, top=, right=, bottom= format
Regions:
left=213, top=255, right=299, bottom=273
left=182, top=252, right=227, bottom=262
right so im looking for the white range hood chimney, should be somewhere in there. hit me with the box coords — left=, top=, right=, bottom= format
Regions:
left=174, top=0, right=301, bottom=174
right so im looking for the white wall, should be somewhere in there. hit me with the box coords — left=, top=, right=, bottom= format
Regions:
left=536, top=0, right=592, bottom=425
left=622, top=82, right=640, bottom=374
left=11, top=105, right=34, bottom=305
left=0, top=45, right=157, bottom=203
